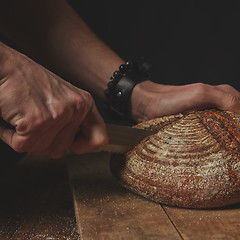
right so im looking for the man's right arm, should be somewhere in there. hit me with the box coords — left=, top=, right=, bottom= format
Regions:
left=0, top=41, right=108, bottom=158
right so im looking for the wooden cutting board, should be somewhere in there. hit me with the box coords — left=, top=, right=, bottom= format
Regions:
left=68, top=152, right=240, bottom=240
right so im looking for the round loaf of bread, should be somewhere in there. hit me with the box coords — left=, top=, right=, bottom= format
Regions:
left=110, top=109, right=240, bottom=208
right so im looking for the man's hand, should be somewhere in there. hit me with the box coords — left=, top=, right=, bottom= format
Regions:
left=0, top=43, right=108, bottom=158
left=129, top=80, right=240, bottom=122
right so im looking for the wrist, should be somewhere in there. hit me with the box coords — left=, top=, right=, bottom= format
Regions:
left=128, top=80, right=161, bottom=122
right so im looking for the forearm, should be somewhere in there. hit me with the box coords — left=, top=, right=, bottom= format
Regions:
left=0, top=0, right=123, bottom=99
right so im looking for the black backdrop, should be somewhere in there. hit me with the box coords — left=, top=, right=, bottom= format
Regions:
left=68, top=0, right=240, bottom=90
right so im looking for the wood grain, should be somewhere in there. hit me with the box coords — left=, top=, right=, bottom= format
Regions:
left=163, top=204, right=240, bottom=240
left=68, top=152, right=181, bottom=240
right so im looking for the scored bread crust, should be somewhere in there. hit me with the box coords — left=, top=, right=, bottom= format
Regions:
left=110, top=109, right=240, bottom=208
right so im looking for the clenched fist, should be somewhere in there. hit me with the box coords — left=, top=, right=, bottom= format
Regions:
left=0, top=43, right=108, bottom=158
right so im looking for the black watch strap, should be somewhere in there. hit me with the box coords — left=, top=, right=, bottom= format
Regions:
left=104, top=59, right=151, bottom=118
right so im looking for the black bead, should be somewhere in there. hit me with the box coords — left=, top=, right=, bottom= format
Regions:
left=119, top=64, right=127, bottom=73
left=104, top=89, right=111, bottom=98
left=125, top=60, right=134, bottom=70
left=113, top=70, right=123, bottom=79
left=112, top=76, right=119, bottom=83
left=107, top=81, right=115, bottom=90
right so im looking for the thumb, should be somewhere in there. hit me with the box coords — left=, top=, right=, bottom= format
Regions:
left=70, top=103, right=108, bottom=154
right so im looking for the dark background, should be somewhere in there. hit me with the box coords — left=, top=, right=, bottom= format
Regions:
left=68, top=0, right=240, bottom=90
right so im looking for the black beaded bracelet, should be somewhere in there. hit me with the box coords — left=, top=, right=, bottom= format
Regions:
left=104, top=59, right=151, bottom=118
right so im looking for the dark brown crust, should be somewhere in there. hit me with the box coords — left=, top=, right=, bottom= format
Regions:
left=110, top=109, right=240, bottom=208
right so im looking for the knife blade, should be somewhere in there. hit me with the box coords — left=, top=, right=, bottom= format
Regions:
left=95, top=124, right=156, bottom=153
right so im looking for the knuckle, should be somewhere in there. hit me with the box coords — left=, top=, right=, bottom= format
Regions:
left=218, top=84, right=233, bottom=91
left=80, top=91, right=94, bottom=109
left=16, top=118, right=33, bottom=135
left=189, top=83, right=210, bottom=100
left=15, top=118, right=28, bottom=133
left=74, top=96, right=86, bottom=112
left=226, top=94, right=240, bottom=107
left=82, top=90, right=93, bottom=103
left=16, top=113, right=47, bottom=134
left=191, top=83, right=209, bottom=93
left=72, top=91, right=93, bottom=115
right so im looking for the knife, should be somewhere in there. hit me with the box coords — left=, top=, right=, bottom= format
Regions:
left=0, top=118, right=155, bottom=154
left=96, top=124, right=156, bottom=153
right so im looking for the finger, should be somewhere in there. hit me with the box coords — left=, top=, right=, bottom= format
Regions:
left=26, top=118, right=71, bottom=155
left=214, top=90, right=240, bottom=113
left=181, top=85, right=240, bottom=114
left=7, top=117, right=66, bottom=155
left=43, top=120, right=80, bottom=159
left=215, top=84, right=240, bottom=96
left=0, top=126, right=30, bottom=153
left=70, top=103, right=108, bottom=154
